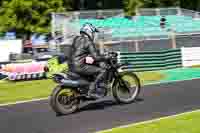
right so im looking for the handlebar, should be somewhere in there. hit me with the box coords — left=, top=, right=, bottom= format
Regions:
left=104, top=51, right=118, bottom=58
left=103, top=51, right=118, bottom=68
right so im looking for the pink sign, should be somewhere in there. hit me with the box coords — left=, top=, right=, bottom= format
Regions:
left=1, top=62, right=45, bottom=74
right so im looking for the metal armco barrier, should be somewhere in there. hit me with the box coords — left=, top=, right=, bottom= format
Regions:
left=7, top=72, right=46, bottom=81
left=118, top=48, right=182, bottom=72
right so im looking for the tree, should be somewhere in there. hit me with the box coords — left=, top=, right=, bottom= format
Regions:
left=180, top=0, right=198, bottom=10
left=123, top=0, right=145, bottom=16
left=145, top=0, right=179, bottom=7
left=0, top=0, right=68, bottom=39
left=63, top=0, right=74, bottom=10
left=123, top=0, right=180, bottom=16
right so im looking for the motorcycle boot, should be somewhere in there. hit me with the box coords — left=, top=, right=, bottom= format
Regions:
left=88, top=82, right=102, bottom=99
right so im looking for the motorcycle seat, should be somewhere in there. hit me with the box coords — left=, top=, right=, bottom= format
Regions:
left=64, top=72, right=90, bottom=87
left=67, top=72, right=81, bottom=79
left=67, top=71, right=94, bottom=82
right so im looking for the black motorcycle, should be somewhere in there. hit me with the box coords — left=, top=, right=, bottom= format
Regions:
left=49, top=51, right=141, bottom=115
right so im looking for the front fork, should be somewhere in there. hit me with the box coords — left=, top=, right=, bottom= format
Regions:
left=114, top=71, right=130, bottom=93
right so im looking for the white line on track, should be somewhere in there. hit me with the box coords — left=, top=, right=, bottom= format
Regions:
left=0, top=97, right=48, bottom=107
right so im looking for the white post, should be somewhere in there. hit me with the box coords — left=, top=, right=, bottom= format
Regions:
left=177, top=7, right=182, bottom=16
left=74, top=11, right=79, bottom=21
left=63, top=17, right=67, bottom=43
left=51, top=12, right=55, bottom=38
left=135, top=40, right=139, bottom=52
left=171, top=29, right=177, bottom=49
left=194, top=12, right=200, bottom=19
left=97, top=10, right=103, bottom=18
left=156, top=8, right=160, bottom=16
left=135, top=8, right=140, bottom=16
left=100, top=41, right=104, bottom=54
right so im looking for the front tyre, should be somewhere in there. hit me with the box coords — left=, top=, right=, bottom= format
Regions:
left=49, top=85, right=80, bottom=115
left=112, top=71, right=141, bottom=104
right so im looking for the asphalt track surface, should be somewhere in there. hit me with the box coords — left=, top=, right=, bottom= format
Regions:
left=1, top=79, right=200, bottom=133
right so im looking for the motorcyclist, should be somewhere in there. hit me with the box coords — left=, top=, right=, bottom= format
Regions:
left=68, top=23, right=110, bottom=99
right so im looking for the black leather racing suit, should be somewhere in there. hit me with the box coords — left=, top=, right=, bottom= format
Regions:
left=68, top=34, right=107, bottom=91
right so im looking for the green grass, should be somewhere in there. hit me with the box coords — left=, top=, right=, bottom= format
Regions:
left=136, top=71, right=166, bottom=85
left=0, top=79, right=56, bottom=104
left=100, top=110, right=200, bottom=133
left=190, top=65, right=200, bottom=68
left=0, top=71, right=164, bottom=104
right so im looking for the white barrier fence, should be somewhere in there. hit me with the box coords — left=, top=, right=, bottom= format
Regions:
left=0, top=40, right=23, bottom=62
left=181, top=47, right=200, bottom=67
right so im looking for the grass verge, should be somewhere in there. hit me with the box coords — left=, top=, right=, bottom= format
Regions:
left=190, top=65, right=200, bottom=68
left=99, top=110, right=200, bottom=133
left=136, top=71, right=166, bottom=85
left=0, top=79, right=56, bottom=104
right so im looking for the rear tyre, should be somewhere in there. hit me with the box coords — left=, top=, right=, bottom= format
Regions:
left=112, top=71, right=141, bottom=104
left=50, top=85, right=80, bottom=115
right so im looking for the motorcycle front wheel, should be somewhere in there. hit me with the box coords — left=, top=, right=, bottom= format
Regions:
left=112, top=71, right=141, bottom=104
left=49, top=85, right=80, bottom=115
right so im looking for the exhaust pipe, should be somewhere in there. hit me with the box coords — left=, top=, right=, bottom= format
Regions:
left=61, top=79, right=80, bottom=88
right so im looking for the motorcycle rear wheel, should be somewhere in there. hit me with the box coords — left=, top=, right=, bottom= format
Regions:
left=50, top=85, right=80, bottom=115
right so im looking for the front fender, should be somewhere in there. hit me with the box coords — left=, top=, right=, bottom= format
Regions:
left=117, top=63, right=132, bottom=72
